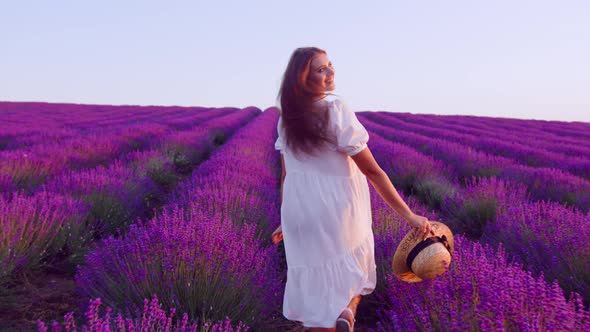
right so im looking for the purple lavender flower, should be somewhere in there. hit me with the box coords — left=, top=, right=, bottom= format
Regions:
left=37, top=295, right=249, bottom=332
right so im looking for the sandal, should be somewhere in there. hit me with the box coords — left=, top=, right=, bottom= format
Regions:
left=336, top=307, right=355, bottom=332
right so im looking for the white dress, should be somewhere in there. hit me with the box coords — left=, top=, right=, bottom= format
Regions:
left=275, top=96, right=377, bottom=328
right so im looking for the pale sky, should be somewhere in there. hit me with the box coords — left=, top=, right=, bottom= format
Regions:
left=1, top=0, right=589, bottom=122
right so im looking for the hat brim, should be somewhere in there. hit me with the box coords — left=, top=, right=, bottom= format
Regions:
left=392, top=221, right=454, bottom=283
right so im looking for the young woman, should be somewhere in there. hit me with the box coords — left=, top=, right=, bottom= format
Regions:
left=271, top=47, right=432, bottom=332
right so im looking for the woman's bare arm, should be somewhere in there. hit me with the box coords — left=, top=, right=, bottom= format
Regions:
left=351, top=147, right=432, bottom=236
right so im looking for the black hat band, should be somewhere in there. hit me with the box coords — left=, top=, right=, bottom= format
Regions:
left=406, top=235, right=451, bottom=272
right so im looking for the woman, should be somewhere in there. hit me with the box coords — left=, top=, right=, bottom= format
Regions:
left=271, top=47, right=432, bottom=332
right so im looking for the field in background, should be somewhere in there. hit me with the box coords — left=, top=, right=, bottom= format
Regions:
left=1, top=101, right=589, bottom=331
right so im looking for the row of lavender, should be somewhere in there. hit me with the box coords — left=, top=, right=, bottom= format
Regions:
left=363, top=112, right=590, bottom=181
left=360, top=124, right=590, bottom=310
left=470, top=112, right=590, bottom=142
left=393, top=111, right=590, bottom=158
left=373, top=111, right=590, bottom=179
left=0, top=105, right=255, bottom=196
left=0, top=102, right=232, bottom=142
left=422, top=109, right=590, bottom=144
left=39, top=110, right=287, bottom=331
left=0, top=107, right=243, bottom=192
left=358, top=113, right=590, bottom=213
left=3, top=105, right=235, bottom=151
left=0, top=102, right=236, bottom=152
left=1, top=107, right=259, bottom=287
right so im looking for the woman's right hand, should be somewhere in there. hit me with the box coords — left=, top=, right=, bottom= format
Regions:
left=271, top=225, right=283, bottom=245
left=405, top=213, right=433, bottom=240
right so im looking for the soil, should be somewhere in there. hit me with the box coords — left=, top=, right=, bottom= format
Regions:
left=0, top=265, right=79, bottom=332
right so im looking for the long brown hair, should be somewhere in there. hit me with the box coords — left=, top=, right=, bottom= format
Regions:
left=277, top=47, right=336, bottom=157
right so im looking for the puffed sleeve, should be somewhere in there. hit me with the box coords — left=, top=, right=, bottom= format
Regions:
left=331, top=98, right=369, bottom=156
left=274, top=115, right=285, bottom=154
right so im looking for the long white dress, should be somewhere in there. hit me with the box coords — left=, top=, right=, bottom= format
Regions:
left=275, top=96, right=377, bottom=328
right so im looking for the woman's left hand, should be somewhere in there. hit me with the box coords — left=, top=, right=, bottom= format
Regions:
left=405, top=213, right=434, bottom=240
left=271, top=225, right=283, bottom=244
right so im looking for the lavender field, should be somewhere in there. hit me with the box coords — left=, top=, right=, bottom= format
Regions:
left=1, top=101, right=590, bottom=331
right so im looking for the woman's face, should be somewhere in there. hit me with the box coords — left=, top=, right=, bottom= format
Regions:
left=307, top=53, right=335, bottom=94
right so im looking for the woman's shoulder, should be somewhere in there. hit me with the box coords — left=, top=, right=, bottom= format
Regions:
left=322, top=94, right=343, bottom=104
left=317, top=94, right=346, bottom=111
left=327, top=96, right=353, bottom=116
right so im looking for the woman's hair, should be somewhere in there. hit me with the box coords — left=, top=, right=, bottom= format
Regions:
left=277, top=47, right=336, bottom=157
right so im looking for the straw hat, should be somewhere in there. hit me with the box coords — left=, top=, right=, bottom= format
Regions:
left=392, top=221, right=454, bottom=283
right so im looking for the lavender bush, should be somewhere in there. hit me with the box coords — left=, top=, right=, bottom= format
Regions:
left=366, top=132, right=456, bottom=211
left=74, top=206, right=278, bottom=328
left=0, top=150, right=63, bottom=193
left=484, top=199, right=590, bottom=305
left=41, top=160, right=156, bottom=241
left=500, top=164, right=590, bottom=212
left=0, top=190, right=87, bottom=284
left=440, top=176, right=528, bottom=239
left=126, top=149, right=180, bottom=192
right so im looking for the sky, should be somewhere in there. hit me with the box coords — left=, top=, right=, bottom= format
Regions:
left=1, top=0, right=589, bottom=123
